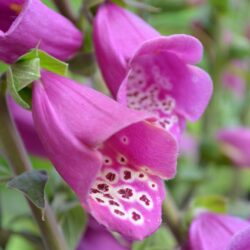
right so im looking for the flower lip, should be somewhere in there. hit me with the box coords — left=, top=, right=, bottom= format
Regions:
left=0, top=0, right=31, bottom=37
left=129, top=35, right=204, bottom=66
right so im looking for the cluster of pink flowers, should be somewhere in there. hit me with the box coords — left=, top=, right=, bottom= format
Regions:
left=2, top=0, right=249, bottom=249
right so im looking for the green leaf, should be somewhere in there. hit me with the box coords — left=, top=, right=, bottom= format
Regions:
left=192, top=195, right=227, bottom=214
left=11, top=58, right=41, bottom=91
left=18, top=49, right=68, bottom=76
left=6, top=56, right=40, bottom=110
left=7, top=48, right=68, bottom=109
left=59, top=204, right=87, bottom=250
left=6, top=68, right=31, bottom=109
left=38, top=50, right=68, bottom=76
left=7, top=170, right=48, bottom=209
left=132, top=227, right=175, bottom=250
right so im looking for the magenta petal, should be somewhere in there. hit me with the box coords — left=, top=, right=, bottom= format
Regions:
left=188, top=212, right=250, bottom=250
left=120, top=48, right=212, bottom=124
left=178, top=65, right=213, bottom=121
left=36, top=71, right=151, bottom=147
left=0, top=0, right=82, bottom=63
left=32, top=72, right=177, bottom=239
left=106, top=122, right=178, bottom=179
left=32, top=82, right=103, bottom=203
left=228, top=226, right=250, bottom=250
left=131, top=35, right=203, bottom=65
left=93, top=2, right=158, bottom=96
left=217, top=127, right=250, bottom=167
left=7, top=96, right=46, bottom=157
left=88, top=143, right=166, bottom=240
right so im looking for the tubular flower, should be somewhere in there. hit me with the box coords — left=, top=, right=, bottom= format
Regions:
left=93, top=2, right=159, bottom=96
left=187, top=212, right=250, bottom=250
left=0, top=0, right=82, bottom=64
left=227, top=226, right=250, bottom=250
left=77, top=217, right=130, bottom=250
left=32, top=71, right=178, bottom=240
left=94, top=3, right=213, bottom=140
left=217, top=127, right=250, bottom=167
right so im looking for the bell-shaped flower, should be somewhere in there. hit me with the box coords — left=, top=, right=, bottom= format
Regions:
left=7, top=96, right=46, bottom=157
left=222, top=60, right=246, bottom=98
left=94, top=3, right=213, bottom=140
left=227, top=226, right=250, bottom=250
left=32, top=71, right=178, bottom=240
left=77, top=217, right=130, bottom=250
left=187, top=211, right=250, bottom=250
left=0, top=0, right=82, bottom=64
left=217, top=127, right=250, bottom=167
left=93, top=2, right=159, bottom=96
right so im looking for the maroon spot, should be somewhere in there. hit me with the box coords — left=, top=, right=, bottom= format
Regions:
left=139, top=96, right=149, bottom=103
left=97, top=183, right=109, bottom=192
left=118, top=188, right=133, bottom=199
left=139, top=173, right=144, bottom=178
left=109, top=200, right=120, bottom=207
left=114, top=209, right=125, bottom=216
left=132, top=211, right=141, bottom=221
left=140, top=195, right=150, bottom=206
left=105, top=172, right=116, bottom=182
left=119, top=156, right=127, bottom=163
left=104, top=158, right=111, bottom=164
left=159, top=121, right=166, bottom=128
left=152, top=184, right=156, bottom=188
left=96, top=198, right=105, bottom=203
left=91, top=188, right=100, bottom=194
left=122, top=137, right=128, bottom=143
left=124, top=170, right=131, bottom=180
left=103, top=193, right=114, bottom=199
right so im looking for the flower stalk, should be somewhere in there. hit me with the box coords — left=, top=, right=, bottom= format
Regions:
left=52, top=0, right=76, bottom=24
left=0, top=79, right=67, bottom=250
left=163, top=188, right=184, bottom=245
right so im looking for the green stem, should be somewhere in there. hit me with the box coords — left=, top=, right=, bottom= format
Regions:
left=162, top=188, right=183, bottom=245
left=52, top=0, right=76, bottom=24
left=0, top=81, right=67, bottom=250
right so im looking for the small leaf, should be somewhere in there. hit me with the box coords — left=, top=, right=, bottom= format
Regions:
left=38, top=50, right=68, bottom=76
left=18, top=49, right=68, bottom=76
left=7, top=68, right=31, bottom=109
left=7, top=170, right=48, bottom=209
left=12, top=58, right=41, bottom=91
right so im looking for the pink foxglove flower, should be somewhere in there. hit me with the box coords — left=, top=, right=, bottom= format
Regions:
left=7, top=96, right=46, bottom=157
left=217, top=127, right=250, bottom=167
left=32, top=71, right=178, bottom=240
left=0, top=0, right=82, bottom=64
left=77, top=217, right=130, bottom=250
left=187, top=212, right=250, bottom=250
left=93, top=2, right=159, bottom=96
left=94, top=3, right=213, bottom=140
left=222, top=60, right=246, bottom=98
left=228, top=226, right=250, bottom=250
